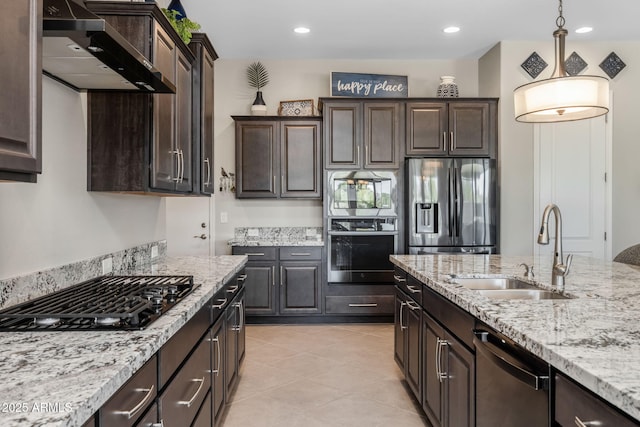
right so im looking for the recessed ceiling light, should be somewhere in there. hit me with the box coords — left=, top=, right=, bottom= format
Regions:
left=575, top=27, right=593, bottom=34
left=294, top=27, right=310, bottom=34
left=443, top=26, right=460, bottom=34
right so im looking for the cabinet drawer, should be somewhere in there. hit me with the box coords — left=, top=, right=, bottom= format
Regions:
left=100, top=356, right=157, bottom=427
left=423, top=284, right=474, bottom=348
left=191, top=390, right=212, bottom=427
left=280, top=246, right=322, bottom=260
left=232, top=246, right=278, bottom=261
left=160, top=335, right=212, bottom=427
left=160, top=304, right=210, bottom=387
left=555, top=373, right=639, bottom=427
left=325, top=295, right=394, bottom=314
left=134, top=402, right=158, bottom=427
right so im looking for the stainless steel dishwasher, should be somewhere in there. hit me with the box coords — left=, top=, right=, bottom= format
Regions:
left=474, top=327, right=551, bottom=427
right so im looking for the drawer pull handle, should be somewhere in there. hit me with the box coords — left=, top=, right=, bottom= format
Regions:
left=575, top=417, right=603, bottom=427
left=212, top=298, right=227, bottom=309
left=289, top=252, right=311, bottom=256
left=247, top=253, right=265, bottom=256
left=348, top=303, right=378, bottom=307
left=406, top=285, right=421, bottom=294
left=399, top=301, right=407, bottom=330
left=177, top=377, right=205, bottom=408
left=393, top=275, right=406, bottom=282
left=227, top=285, right=239, bottom=294
left=237, top=274, right=247, bottom=282
left=406, top=300, right=421, bottom=311
left=114, top=384, right=154, bottom=419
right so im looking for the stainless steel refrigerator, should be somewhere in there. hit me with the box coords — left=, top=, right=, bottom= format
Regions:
left=406, top=158, right=497, bottom=254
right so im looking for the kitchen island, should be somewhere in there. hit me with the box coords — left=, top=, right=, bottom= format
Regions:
left=391, top=253, right=640, bottom=423
left=0, top=254, right=247, bottom=427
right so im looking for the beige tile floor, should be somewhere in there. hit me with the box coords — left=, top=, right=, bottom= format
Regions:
left=220, top=323, right=430, bottom=427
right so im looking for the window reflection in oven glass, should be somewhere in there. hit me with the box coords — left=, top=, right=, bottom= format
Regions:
left=330, top=235, right=395, bottom=272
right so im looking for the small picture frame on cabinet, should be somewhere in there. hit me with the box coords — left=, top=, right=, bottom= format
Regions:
left=278, top=99, right=316, bottom=116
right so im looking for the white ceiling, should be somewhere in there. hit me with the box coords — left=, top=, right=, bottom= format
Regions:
left=181, top=0, right=640, bottom=60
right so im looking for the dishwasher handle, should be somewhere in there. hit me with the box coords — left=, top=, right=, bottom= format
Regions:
left=473, top=330, right=549, bottom=391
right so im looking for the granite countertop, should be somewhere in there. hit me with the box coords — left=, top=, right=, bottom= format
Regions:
left=0, top=255, right=247, bottom=427
left=228, top=238, right=324, bottom=247
left=228, top=226, right=324, bottom=247
left=390, top=254, right=640, bottom=422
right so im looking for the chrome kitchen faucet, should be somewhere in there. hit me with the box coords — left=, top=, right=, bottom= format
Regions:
left=537, top=204, right=573, bottom=292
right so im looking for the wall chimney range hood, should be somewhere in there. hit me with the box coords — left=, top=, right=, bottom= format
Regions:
left=42, top=0, right=175, bottom=93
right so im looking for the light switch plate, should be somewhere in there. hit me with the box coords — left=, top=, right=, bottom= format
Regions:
left=151, top=245, right=158, bottom=258
left=220, top=212, right=228, bottom=223
left=102, top=257, right=113, bottom=274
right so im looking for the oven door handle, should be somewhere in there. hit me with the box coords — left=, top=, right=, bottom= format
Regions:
left=328, top=231, right=398, bottom=236
left=473, top=330, right=549, bottom=391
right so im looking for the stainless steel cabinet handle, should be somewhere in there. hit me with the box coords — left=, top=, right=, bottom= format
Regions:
left=272, top=265, right=275, bottom=286
left=406, top=300, right=421, bottom=311
left=436, top=338, right=449, bottom=383
left=227, top=285, right=239, bottom=294
left=281, top=174, right=284, bottom=192
left=280, top=266, right=284, bottom=286
left=357, top=145, right=360, bottom=164
left=439, top=339, right=449, bottom=382
left=399, top=301, right=407, bottom=330
left=179, top=149, right=185, bottom=182
left=247, top=252, right=265, bottom=257
left=237, top=274, right=247, bottom=283
left=435, top=337, right=442, bottom=380
left=406, top=284, right=421, bottom=294
left=393, top=274, right=406, bottom=283
left=234, top=301, right=244, bottom=331
left=450, top=131, right=454, bottom=151
left=150, top=422, right=164, bottom=427
left=203, top=158, right=211, bottom=186
left=212, top=336, right=221, bottom=376
left=349, top=303, right=378, bottom=307
left=114, top=385, right=155, bottom=419
left=574, top=416, right=603, bottom=427
left=211, top=298, right=227, bottom=309
left=442, top=132, right=447, bottom=149
left=171, top=150, right=180, bottom=182
left=177, top=377, right=205, bottom=407
left=273, top=175, right=276, bottom=192
left=289, top=252, right=311, bottom=256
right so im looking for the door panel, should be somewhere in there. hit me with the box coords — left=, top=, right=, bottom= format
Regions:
left=534, top=116, right=608, bottom=259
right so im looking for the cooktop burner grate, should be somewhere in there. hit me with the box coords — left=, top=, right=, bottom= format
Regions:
left=0, top=275, right=196, bottom=331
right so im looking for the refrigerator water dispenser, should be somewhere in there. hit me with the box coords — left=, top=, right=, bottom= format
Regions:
left=416, top=203, right=438, bottom=233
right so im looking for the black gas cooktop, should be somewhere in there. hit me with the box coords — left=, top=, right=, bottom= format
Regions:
left=0, top=275, right=197, bottom=331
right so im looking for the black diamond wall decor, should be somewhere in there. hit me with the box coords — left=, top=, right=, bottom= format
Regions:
left=600, top=52, right=626, bottom=78
left=521, top=52, right=548, bottom=79
left=565, top=51, right=587, bottom=76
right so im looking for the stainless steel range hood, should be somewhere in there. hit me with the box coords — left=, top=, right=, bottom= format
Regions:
left=42, top=0, right=175, bottom=93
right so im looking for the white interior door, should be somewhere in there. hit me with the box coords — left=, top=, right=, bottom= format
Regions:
left=533, top=114, right=611, bottom=260
left=165, top=197, right=212, bottom=256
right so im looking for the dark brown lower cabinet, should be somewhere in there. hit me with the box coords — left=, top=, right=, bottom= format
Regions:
left=555, top=373, right=640, bottom=427
left=210, top=316, right=226, bottom=425
left=191, top=390, right=212, bottom=427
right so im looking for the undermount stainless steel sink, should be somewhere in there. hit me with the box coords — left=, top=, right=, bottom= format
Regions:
left=450, top=276, right=573, bottom=300
left=476, top=289, right=571, bottom=300
left=452, top=277, right=539, bottom=290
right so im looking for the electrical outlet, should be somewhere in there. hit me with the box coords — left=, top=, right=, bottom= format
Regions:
left=220, top=212, right=228, bottom=223
left=102, top=257, right=113, bottom=274
left=151, top=245, right=158, bottom=258
left=247, top=228, right=259, bottom=237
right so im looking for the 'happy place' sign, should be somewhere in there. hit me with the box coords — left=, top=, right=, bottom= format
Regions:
left=330, top=72, right=408, bottom=98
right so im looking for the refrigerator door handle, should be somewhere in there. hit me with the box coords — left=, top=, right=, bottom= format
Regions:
left=454, top=167, right=460, bottom=237
left=447, top=167, right=453, bottom=237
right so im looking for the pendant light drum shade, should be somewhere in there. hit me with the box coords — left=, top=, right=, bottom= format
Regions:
left=514, top=75, right=609, bottom=122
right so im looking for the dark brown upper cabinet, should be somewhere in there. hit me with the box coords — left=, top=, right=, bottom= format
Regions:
left=189, top=34, right=218, bottom=195
left=0, top=0, right=42, bottom=183
left=234, top=116, right=322, bottom=199
left=406, top=99, right=497, bottom=158
left=322, top=99, right=402, bottom=169
left=84, top=2, right=196, bottom=195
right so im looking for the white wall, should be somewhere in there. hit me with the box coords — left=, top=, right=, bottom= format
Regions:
left=212, top=59, right=480, bottom=254
left=0, top=78, right=166, bottom=280
left=482, top=40, right=640, bottom=256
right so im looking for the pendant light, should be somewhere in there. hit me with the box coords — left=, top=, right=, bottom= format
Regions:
left=513, top=0, right=609, bottom=123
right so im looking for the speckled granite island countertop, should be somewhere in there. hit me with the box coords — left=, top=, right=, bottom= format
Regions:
left=391, top=254, right=640, bottom=422
left=0, top=255, right=247, bottom=427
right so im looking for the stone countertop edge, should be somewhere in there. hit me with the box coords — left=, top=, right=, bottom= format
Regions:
left=390, top=254, right=640, bottom=423
left=0, top=254, right=247, bottom=427
left=227, top=239, right=324, bottom=247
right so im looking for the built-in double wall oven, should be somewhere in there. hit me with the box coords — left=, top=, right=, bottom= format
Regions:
left=326, top=171, right=398, bottom=284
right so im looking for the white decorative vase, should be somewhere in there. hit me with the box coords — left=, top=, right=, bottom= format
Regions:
left=437, top=76, right=459, bottom=97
